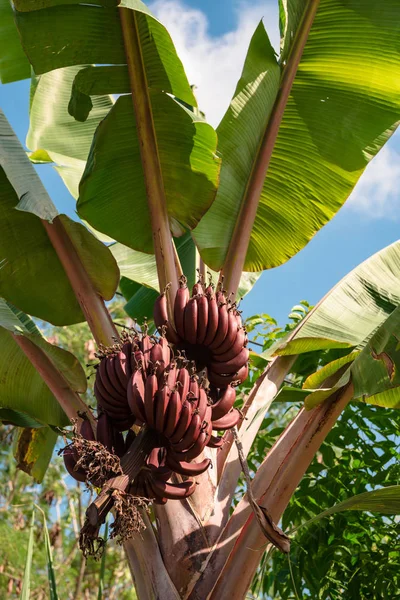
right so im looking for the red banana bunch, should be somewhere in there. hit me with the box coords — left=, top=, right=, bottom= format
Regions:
left=94, top=330, right=171, bottom=431
left=154, top=276, right=249, bottom=392
left=129, top=447, right=198, bottom=504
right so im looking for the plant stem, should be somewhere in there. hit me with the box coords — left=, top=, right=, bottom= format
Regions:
left=12, top=334, right=95, bottom=429
left=123, top=511, right=181, bottom=600
left=220, top=0, right=320, bottom=297
left=190, top=385, right=352, bottom=600
left=42, top=217, right=117, bottom=347
left=119, top=8, right=181, bottom=316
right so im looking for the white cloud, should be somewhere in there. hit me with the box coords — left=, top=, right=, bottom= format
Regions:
left=150, top=0, right=279, bottom=127
left=347, top=144, right=400, bottom=219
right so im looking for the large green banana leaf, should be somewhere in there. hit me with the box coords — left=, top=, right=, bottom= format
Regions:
left=0, top=299, right=85, bottom=426
left=0, top=110, right=119, bottom=325
left=27, top=66, right=114, bottom=202
left=193, top=1, right=400, bottom=271
left=0, top=0, right=30, bottom=83
left=277, top=240, right=400, bottom=355
left=272, top=241, right=400, bottom=410
left=78, top=94, right=219, bottom=253
left=13, top=0, right=220, bottom=254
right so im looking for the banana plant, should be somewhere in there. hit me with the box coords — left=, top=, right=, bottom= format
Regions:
left=1, top=0, right=400, bottom=598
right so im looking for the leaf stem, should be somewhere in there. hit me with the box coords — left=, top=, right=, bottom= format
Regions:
left=205, top=385, right=353, bottom=600
left=220, top=0, right=320, bottom=296
left=119, top=8, right=181, bottom=317
left=42, top=217, right=118, bottom=347
left=12, top=334, right=96, bottom=430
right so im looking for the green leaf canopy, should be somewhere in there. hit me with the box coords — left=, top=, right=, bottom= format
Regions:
left=194, top=2, right=400, bottom=271
left=0, top=110, right=119, bottom=325
left=78, top=94, right=219, bottom=252
left=270, top=240, right=400, bottom=410
left=0, top=0, right=30, bottom=83
left=15, top=0, right=220, bottom=254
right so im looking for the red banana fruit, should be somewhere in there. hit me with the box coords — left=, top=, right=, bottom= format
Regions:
left=210, top=347, right=249, bottom=375
left=141, top=334, right=152, bottom=373
left=211, top=385, right=236, bottom=420
left=154, top=292, right=168, bottom=328
left=166, top=454, right=211, bottom=476
left=80, top=419, right=95, bottom=441
left=114, top=351, right=131, bottom=388
left=99, top=359, right=126, bottom=403
left=96, top=392, right=130, bottom=420
left=154, top=385, right=170, bottom=433
left=95, top=376, right=126, bottom=408
left=159, top=337, right=171, bottom=367
left=173, top=430, right=208, bottom=461
left=166, top=362, right=178, bottom=390
left=184, top=297, right=198, bottom=345
left=163, top=389, right=182, bottom=437
left=174, top=285, right=189, bottom=339
left=148, top=477, right=196, bottom=500
left=121, top=341, right=133, bottom=366
left=148, top=465, right=172, bottom=482
left=192, top=282, right=204, bottom=296
left=63, top=449, right=86, bottom=482
left=213, top=327, right=246, bottom=362
left=171, top=413, right=202, bottom=452
left=188, top=376, right=199, bottom=408
left=203, top=295, right=219, bottom=346
left=177, top=368, right=190, bottom=402
left=150, top=342, right=165, bottom=378
left=209, top=303, right=229, bottom=349
left=155, top=293, right=181, bottom=344
left=197, top=387, right=209, bottom=422
left=96, top=412, right=114, bottom=451
left=169, top=400, right=192, bottom=443
left=213, top=311, right=240, bottom=355
left=207, top=434, right=225, bottom=449
left=131, top=348, right=144, bottom=372
left=207, top=370, right=236, bottom=388
left=147, top=447, right=162, bottom=468
left=127, top=370, right=146, bottom=422
left=212, top=408, right=241, bottom=430
left=235, top=363, right=249, bottom=383
left=111, top=416, right=135, bottom=432
left=105, top=356, right=127, bottom=397
left=144, top=373, right=158, bottom=428
left=196, top=295, right=209, bottom=344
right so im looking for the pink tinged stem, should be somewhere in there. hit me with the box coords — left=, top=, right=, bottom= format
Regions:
left=189, top=384, right=353, bottom=600
left=42, top=217, right=118, bottom=347
left=220, top=0, right=321, bottom=297
left=12, top=334, right=96, bottom=430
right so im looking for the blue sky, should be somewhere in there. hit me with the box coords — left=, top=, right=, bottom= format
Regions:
left=1, top=0, right=400, bottom=327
